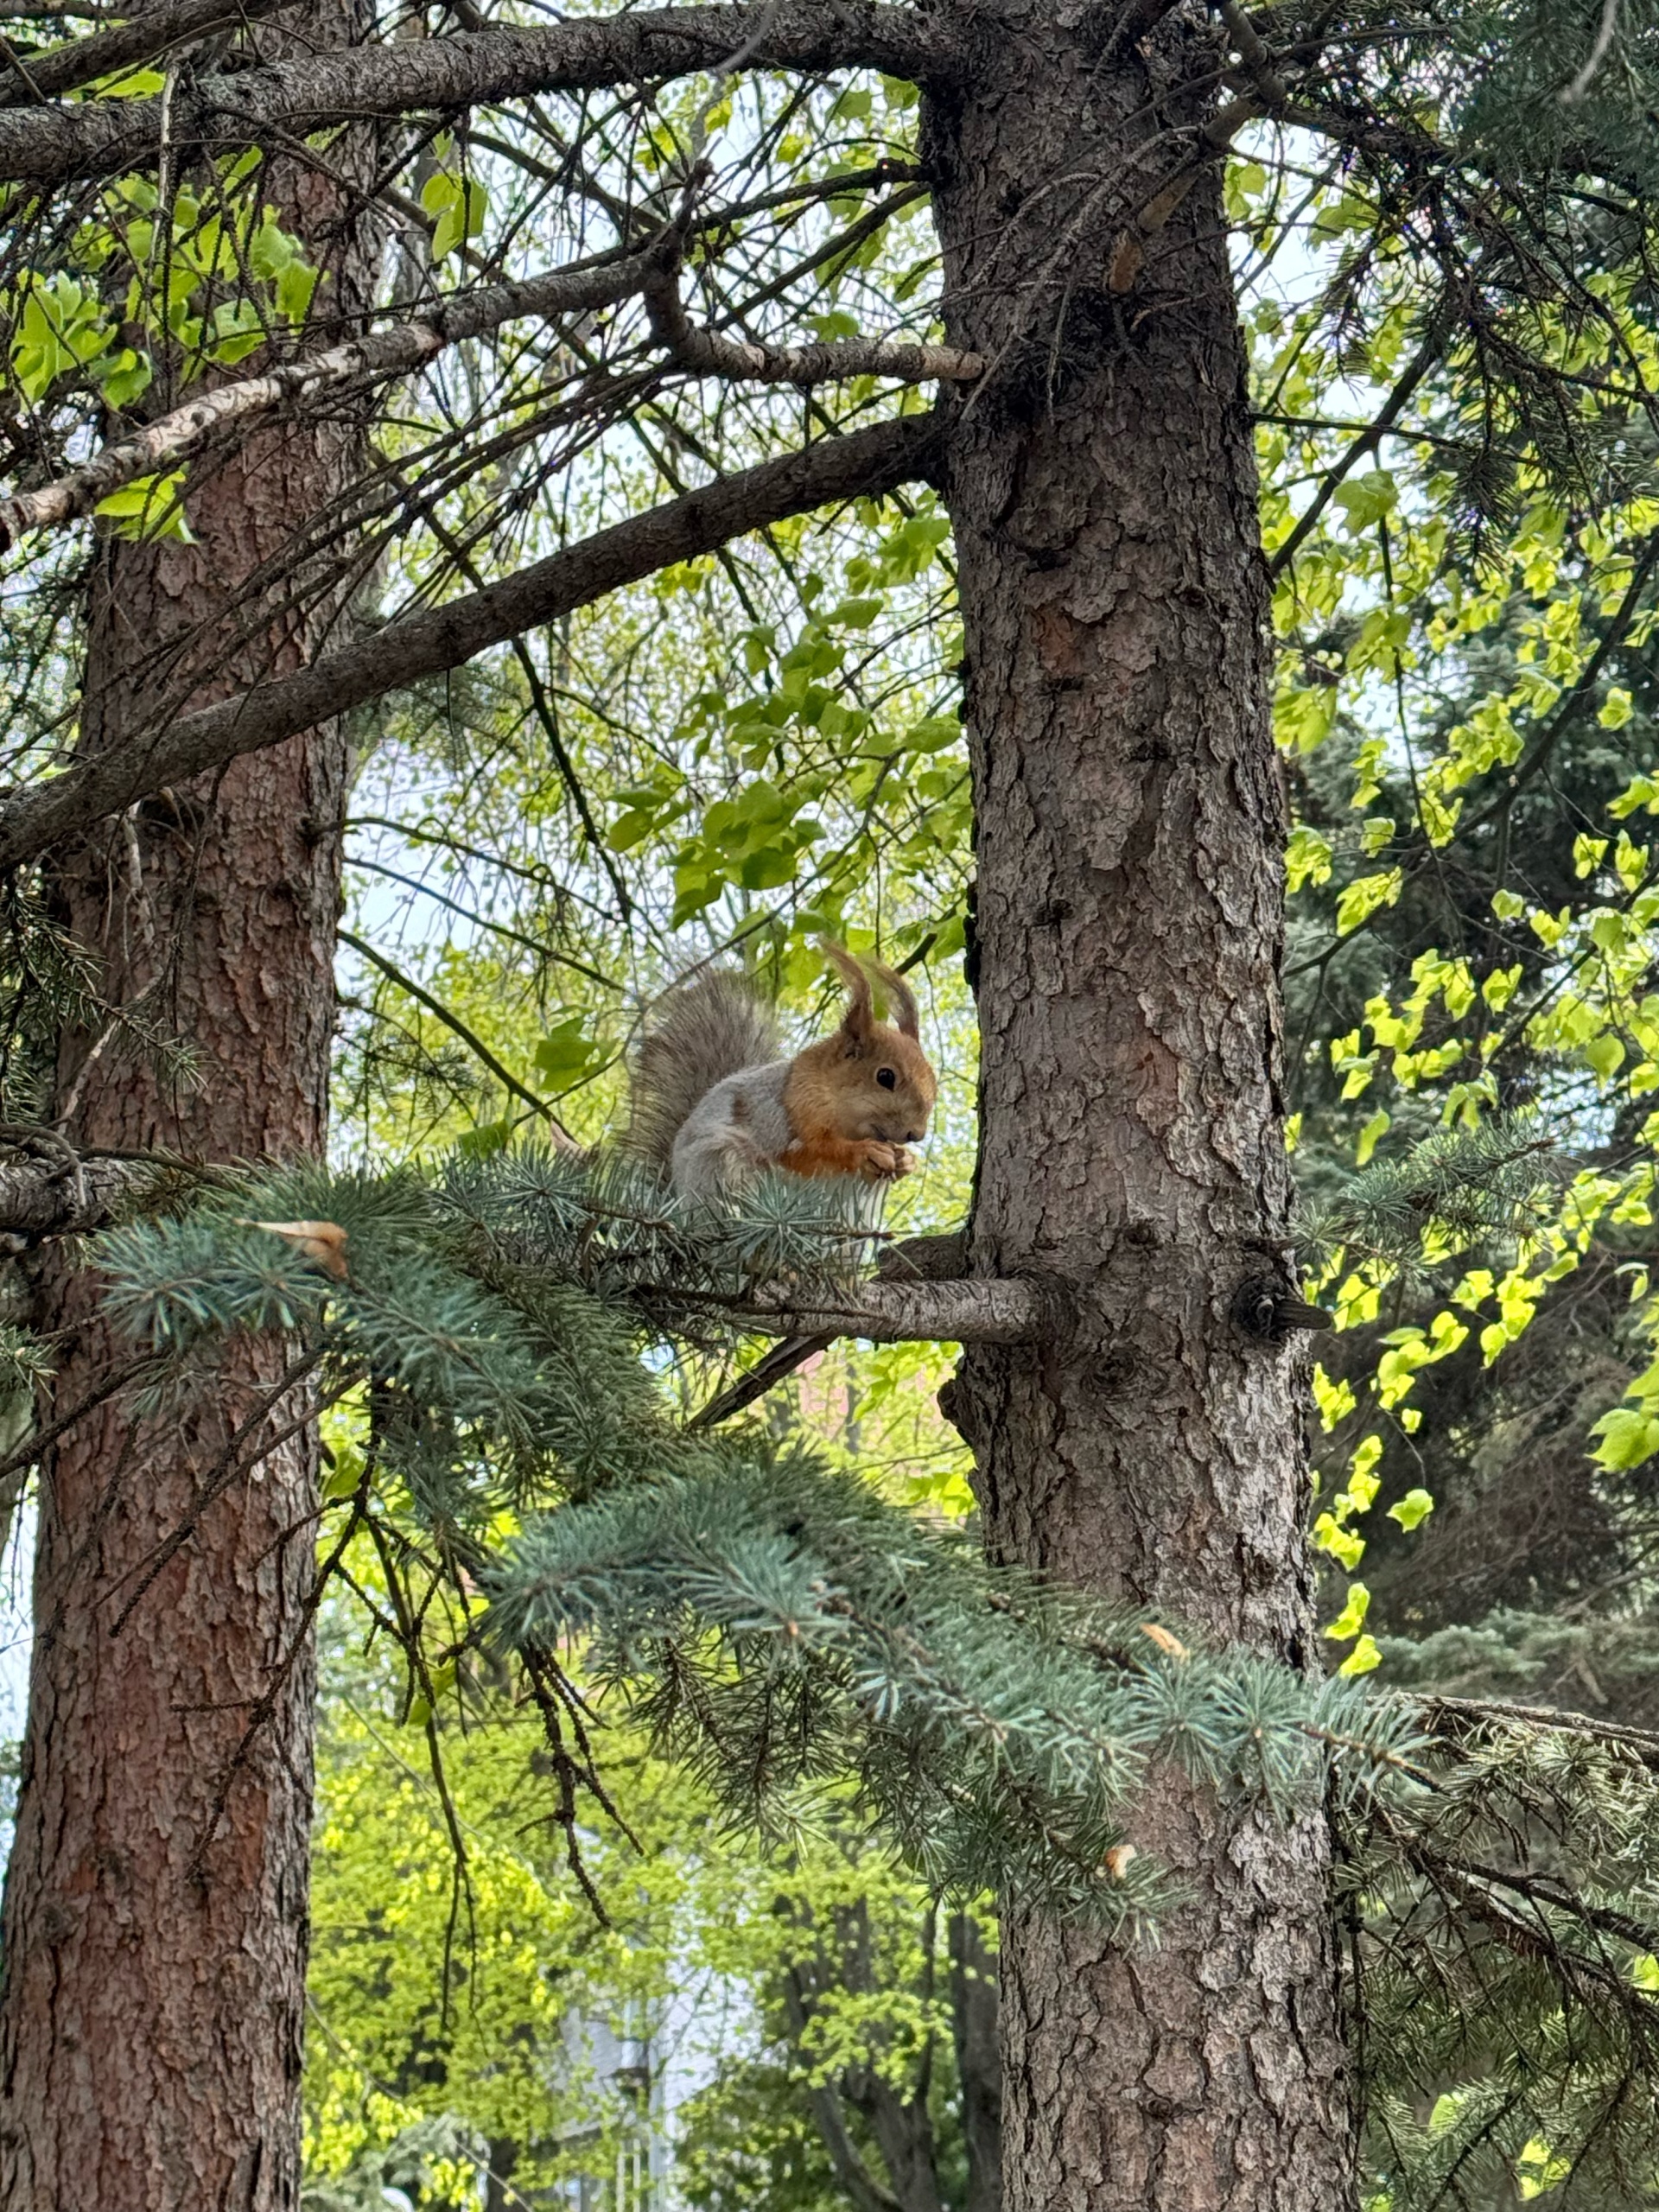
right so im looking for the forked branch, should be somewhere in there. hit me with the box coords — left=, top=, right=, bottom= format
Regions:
left=1, top=242, right=977, bottom=550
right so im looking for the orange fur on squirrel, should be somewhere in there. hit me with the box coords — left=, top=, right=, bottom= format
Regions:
left=779, top=944, right=936, bottom=1184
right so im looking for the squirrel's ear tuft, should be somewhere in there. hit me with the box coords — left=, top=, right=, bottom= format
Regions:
left=822, top=939, right=874, bottom=1047
left=869, top=957, right=920, bottom=1040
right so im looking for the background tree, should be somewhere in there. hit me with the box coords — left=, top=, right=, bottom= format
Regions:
left=0, top=6, right=377, bottom=2198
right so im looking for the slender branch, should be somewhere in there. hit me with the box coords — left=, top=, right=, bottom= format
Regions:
left=1421, top=1691, right=1659, bottom=1772
left=688, top=1326, right=834, bottom=1427
left=1560, top=0, right=1620, bottom=103
left=346, top=854, right=617, bottom=981
left=0, top=410, right=941, bottom=869
left=0, top=5, right=960, bottom=188
left=0, top=252, right=658, bottom=547
left=339, top=929, right=584, bottom=1153
left=1268, top=323, right=1446, bottom=580
left=420, top=509, right=635, bottom=922
left=0, top=1352, right=162, bottom=1485
left=108, top=1351, right=328, bottom=1635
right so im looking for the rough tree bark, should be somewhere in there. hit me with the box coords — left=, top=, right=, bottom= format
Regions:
left=927, top=7, right=1355, bottom=2209
left=0, top=10, right=371, bottom=2202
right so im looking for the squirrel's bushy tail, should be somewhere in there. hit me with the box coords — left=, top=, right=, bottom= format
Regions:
left=624, top=971, right=781, bottom=1172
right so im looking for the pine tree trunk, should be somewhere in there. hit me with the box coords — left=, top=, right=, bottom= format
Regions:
left=0, top=29, right=368, bottom=2201
left=926, top=10, right=1356, bottom=2209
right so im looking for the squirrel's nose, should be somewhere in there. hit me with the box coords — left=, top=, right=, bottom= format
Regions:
left=906, top=1129, right=921, bottom=1143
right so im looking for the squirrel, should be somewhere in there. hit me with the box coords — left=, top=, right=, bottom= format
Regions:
left=626, top=943, right=937, bottom=1202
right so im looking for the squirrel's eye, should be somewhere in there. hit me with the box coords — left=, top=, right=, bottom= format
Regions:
left=876, top=1067, right=898, bottom=1090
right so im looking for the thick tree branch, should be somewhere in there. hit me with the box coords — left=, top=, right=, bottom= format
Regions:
left=0, top=185, right=965, bottom=547
left=0, top=0, right=290, bottom=105
left=1216, top=0, right=1292, bottom=111
left=0, top=253, right=656, bottom=548
left=0, top=1143, right=1043, bottom=1349
left=0, top=5, right=958, bottom=188
left=715, top=1273, right=1045, bottom=1345
left=0, top=1141, right=148, bottom=1238
left=0, top=410, right=940, bottom=869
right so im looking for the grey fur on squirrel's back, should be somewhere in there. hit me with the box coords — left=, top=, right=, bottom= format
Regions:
left=626, top=971, right=782, bottom=1169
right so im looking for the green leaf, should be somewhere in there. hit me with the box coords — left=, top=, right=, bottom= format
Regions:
left=456, top=1119, right=510, bottom=1159
left=321, top=1446, right=365, bottom=1502
left=1591, top=1404, right=1659, bottom=1471
left=1356, top=1109, right=1390, bottom=1166
left=1332, top=469, right=1398, bottom=533
left=738, top=843, right=804, bottom=891
left=1336, top=868, right=1403, bottom=937
left=275, top=256, right=319, bottom=326
left=91, top=346, right=153, bottom=408
left=607, top=807, right=658, bottom=853
left=1287, top=825, right=1334, bottom=892
left=1573, top=833, right=1609, bottom=878
left=208, top=298, right=265, bottom=365
left=1386, top=1488, right=1435, bottom=1530
left=93, top=469, right=194, bottom=543
left=1516, top=2138, right=1572, bottom=2200
left=1338, top=1633, right=1382, bottom=1677
left=533, top=1018, right=601, bottom=1089
left=1312, top=1511, right=1366, bottom=1570
left=1324, top=1582, right=1371, bottom=1642
left=428, top=175, right=488, bottom=264
left=1583, top=1030, right=1624, bottom=1081
left=247, top=219, right=297, bottom=277
left=824, top=596, right=882, bottom=628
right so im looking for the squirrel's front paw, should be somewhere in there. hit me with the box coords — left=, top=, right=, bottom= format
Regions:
left=855, top=1140, right=912, bottom=1181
